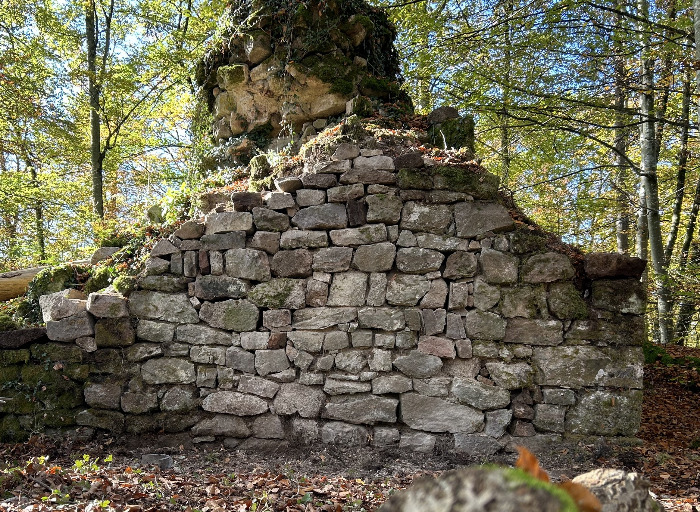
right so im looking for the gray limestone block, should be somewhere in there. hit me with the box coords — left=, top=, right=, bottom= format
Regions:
left=173, top=220, right=205, bottom=239
left=521, top=252, right=575, bottom=283
left=87, top=293, right=128, bottom=318
left=313, top=247, right=353, bottom=272
left=453, top=434, right=502, bottom=456
left=386, top=274, right=431, bottom=306
left=416, top=233, right=469, bottom=252
left=144, top=257, right=170, bottom=276
left=393, top=351, right=443, bottom=378
left=248, top=278, right=306, bottom=309
left=262, top=309, right=291, bottom=330
left=141, top=357, right=196, bottom=385
left=150, top=239, right=179, bottom=258
left=192, top=414, right=250, bottom=437
left=194, top=275, right=248, bottom=301
left=400, top=431, right=436, bottom=453
left=265, top=191, right=296, bottom=209
left=533, top=403, right=566, bottom=433
left=334, top=350, right=368, bottom=373
left=420, top=279, right=448, bottom=309
left=368, top=348, right=393, bottom=372
left=46, top=311, right=95, bottom=342
left=413, top=377, right=452, bottom=397
left=273, top=383, right=325, bottom=417
left=292, top=203, right=347, bottom=230
left=324, top=331, right=350, bottom=351
left=479, top=248, right=518, bottom=285
left=421, top=308, right=446, bottom=336
left=372, top=426, right=400, bottom=446
left=367, top=272, right=388, bottom=306
left=330, top=223, right=387, bottom=246
left=76, top=409, right=124, bottom=433
left=324, top=379, right=372, bottom=395
left=202, top=391, right=269, bottom=416
left=447, top=282, right=470, bottom=310
left=504, top=318, right=563, bottom=345
left=358, top=307, right=405, bottom=331
left=445, top=313, right=466, bottom=339
left=591, top=278, right=645, bottom=315
left=584, top=253, right=647, bottom=280
left=321, top=422, right=369, bottom=445
left=548, top=282, right=588, bottom=320
left=353, top=155, right=395, bottom=171
left=84, top=382, right=122, bottom=409
left=306, top=279, right=329, bottom=307
left=121, top=391, right=158, bottom=414
left=40, top=290, right=87, bottom=322
left=454, top=201, right=515, bottom=238
left=352, top=330, right=374, bottom=348
left=533, top=346, right=643, bottom=389
left=241, top=332, right=270, bottom=350
left=288, top=331, right=325, bottom=352
left=129, top=291, right=199, bottom=324
left=252, top=414, right=285, bottom=439
left=226, top=346, right=256, bottom=373
left=400, top=202, right=452, bottom=234
left=225, top=248, right=272, bottom=281
left=293, top=307, right=358, bottom=329
left=205, top=211, right=253, bottom=234
left=190, top=345, right=226, bottom=365
left=323, top=394, right=398, bottom=424
left=175, top=323, right=232, bottom=345
left=365, top=194, right=403, bottom=224
left=160, top=385, right=199, bottom=412
left=327, top=183, right=365, bottom=203
left=200, top=232, right=247, bottom=251
left=542, top=388, right=576, bottom=405
left=372, top=374, right=413, bottom=394
left=290, top=418, right=320, bottom=443
left=300, top=172, right=338, bottom=189
left=295, top=189, right=327, bottom=208
left=252, top=207, right=290, bottom=232
left=464, top=310, right=506, bottom=340
left=353, top=242, right=396, bottom=272
left=485, top=362, right=534, bottom=389
left=400, top=393, right=483, bottom=433
left=327, top=272, right=368, bottom=307
left=255, top=349, right=289, bottom=376
left=451, top=378, right=510, bottom=410
left=126, top=343, right=163, bottom=362
left=443, top=251, right=478, bottom=279
left=566, top=389, right=642, bottom=436
left=199, top=299, right=259, bottom=331
left=395, top=248, right=444, bottom=274
left=485, top=409, right=512, bottom=438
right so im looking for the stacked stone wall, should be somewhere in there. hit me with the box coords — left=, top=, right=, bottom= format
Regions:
left=0, top=143, right=646, bottom=453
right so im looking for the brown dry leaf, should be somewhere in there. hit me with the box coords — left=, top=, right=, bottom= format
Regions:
left=558, top=480, right=602, bottom=512
left=515, top=446, right=550, bottom=482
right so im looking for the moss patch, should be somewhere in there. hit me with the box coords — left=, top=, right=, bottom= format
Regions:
left=432, top=165, right=499, bottom=199
left=500, top=467, right=579, bottom=512
left=397, top=168, right=433, bottom=190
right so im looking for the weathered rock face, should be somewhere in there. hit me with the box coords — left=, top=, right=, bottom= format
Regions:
left=196, top=0, right=412, bottom=167
left=9, top=139, right=645, bottom=453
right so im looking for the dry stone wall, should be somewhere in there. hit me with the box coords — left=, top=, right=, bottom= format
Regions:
left=1, top=143, right=646, bottom=453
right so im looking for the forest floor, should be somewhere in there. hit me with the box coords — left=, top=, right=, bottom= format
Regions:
left=0, top=344, right=698, bottom=512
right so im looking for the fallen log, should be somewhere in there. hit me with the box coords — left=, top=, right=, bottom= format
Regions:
left=0, top=260, right=91, bottom=301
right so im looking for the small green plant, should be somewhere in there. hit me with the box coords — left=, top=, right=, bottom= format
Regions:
left=72, top=454, right=112, bottom=474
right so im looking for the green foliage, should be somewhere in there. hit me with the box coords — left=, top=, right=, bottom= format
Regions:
left=83, top=267, right=114, bottom=295
left=0, top=314, right=18, bottom=332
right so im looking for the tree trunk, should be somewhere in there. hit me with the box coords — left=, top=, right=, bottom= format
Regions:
left=29, top=165, right=46, bottom=262
left=499, top=0, right=513, bottom=188
left=86, top=0, right=103, bottom=219
left=613, top=7, right=629, bottom=254
left=638, top=0, right=671, bottom=343
left=674, top=243, right=700, bottom=345
left=663, top=72, right=691, bottom=265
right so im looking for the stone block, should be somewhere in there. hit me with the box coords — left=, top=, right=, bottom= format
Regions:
left=239, top=375, right=280, bottom=398
left=324, top=331, right=349, bottom=351
left=400, top=431, right=435, bottom=453
left=521, top=252, right=575, bottom=283
left=485, top=362, right=534, bottom=389
left=330, top=223, right=387, bottom=246
left=443, top=252, right=478, bottom=279
left=485, top=409, right=512, bottom=438
left=292, top=307, right=357, bottom=329
left=225, top=248, right=271, bottom=281
left=416, top=233, right=469, bottom=252
left=504, top=318, right=562, bottom=345
left=400, top=393, right=483, bottom=433
left=334, top=350, right=367, bottom=373
left=273, top=383, right=324, bottom=417
left=252, top=207, right=290, bottom=232
left=452, top=378, right=510, bottom=410
left=372, top=374, right=412, bottom=394
left=248, top=279, right=306, bottom=309
left=200, top=232, right=246, bottom=251
left=121, top=392, right=158, bottom=414
left=255, top=349, right=289, bottom=376
left=447, top=282, right=470, bottom=310
left=548, top=282, right=588, bottom=320
left=190, top=345, right=226, bottom=365
left=87, top=293, right=128, bottom=318
left=295, top=189, right=326, bottom=207
left=292, top=203, right=347, bottom=230
left=46, top=311, right=95, bottom=342
left=542, top=388, right=576, bottom=405
left=365, top=195, right=402, bottom=224
left=454, top=202, right=514, bottom=238
left=175, top=324, right=232, bottom=345
left=453, top=434, right=502, bottom=456
left=193, top=414, right=250, bottom=437
left=592, top=279, right=645, bottom=315
left=226, top=347, right=256, bottom=373
left=464, top=310, right=506, bottom=340
left=400, top=202, right=452, bottom=234
left=324, top=379, right=371, bottom=394
left=323, top=395, right=398, bottom=424
left=327, top=183, right=365, bottom=203
left=141, top=358, right=195, bottom=385
left=395, top=248, right=444, bottom=274
left=501, top=286, right=547, bottom=318
left=173, top=220, right=204, bottom=239
left=321, top=422, right=369, bottom=445
left=265, top=191, right=296, bottom=209
left=479, top=249, right=518, bottom=285
left=202, top=391, right=268, bottom=416
left=95, top=318, right=135, bottom=347
left=418, top=336, right=456, bottom=358
left=306, top=279, right=329, bottom=307
left=393, top=351, right=442, bottom=378
left=367, top=273, right=388, bottom=306
left=313, top=247, right=353, bottom=272
left=160, top=386, right=199, bottom=412
left=193, top=275, right=248, bottom=301
left=84, top=382, right=122, bottom=409
left=129, top=291, right=199, bottom=324
left=76, top=409, right=124, bottom=433
left=584, top=252, right=646, bottom=279
left=386, top=274, right=431, bottom=306
left=358, top=307, right=405, bottom=331
left=205, top=212, right=253, bottom=234
left=288, top=331, right=324, bottom=352
left=533, top=403, right=566, bottom=433
left=566, top=390, right=642, bottom=436
left=262, top=309, right=291, bottom=330
left=421, top=309, right=446, bottom=336
left=199, top=299, right=259, bottom=331
left=327, top=272, right=368, bottom=306
left=353, top=242, right=396, bottom=272
left=248, top=232, right=281, bottom=254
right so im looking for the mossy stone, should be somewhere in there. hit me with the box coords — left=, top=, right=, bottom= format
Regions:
left=1, top=390, right=35, bottom=415
left=39, top=409, right=77, bottom=428
left=248, top=279, right=305, bottom=309
left=48, top=389, right=84, bottom=410
left=432, top=166, right=499, bottom=199
left=217, top=64, right=248, bottom=87
left=84, top=267, right=113, bottom=294
left=0, top=415, right=26, bottom=442
left=0, top=365, right=20, bottom=382
left=113, top=276, right=136, bottom=296
left=0, top=313, right=18, bottom=331
left=64, top=364, right=90, bottom=381
left=21, top=264, right=82, bottom=324
left=501, top=468, right=579, bottom=512
left=31, top=342, right=83, bottom=363
left=510, top=230, right=548, bottom=254
left=249, top=176, right=275, bottom=192
left=95, top=318, right=135, bottom=348
left=0, top=349, right=30, bottom=366
left=548, top=282, right=588, bottom=320
left=397, top=168, right=433, bottom=190
left=430, top=116, right=475, bottom=153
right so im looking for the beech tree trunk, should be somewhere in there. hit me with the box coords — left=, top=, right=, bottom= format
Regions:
left=86, top=0, right=104, bottom=219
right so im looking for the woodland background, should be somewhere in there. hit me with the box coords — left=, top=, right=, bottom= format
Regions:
left=2, top=0, right=700, bottom=346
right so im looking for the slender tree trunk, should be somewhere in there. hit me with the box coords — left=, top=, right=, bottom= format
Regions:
left=499, top=0, right=513, bottom=188
left=675, top=243, right=700, bottom=345
left=663, top=72, right=691, bottom=265
left=613, top=8, right=629, bottom=254
left=638, top=0, right=672, bottom=343
left=86, top=0, right=104, bottom=219
left=29, top=165, right=46, bottom=262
